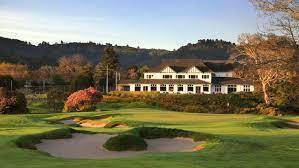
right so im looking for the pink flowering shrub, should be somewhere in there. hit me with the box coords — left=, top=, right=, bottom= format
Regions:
left=63, top=87, right=102, bottom=112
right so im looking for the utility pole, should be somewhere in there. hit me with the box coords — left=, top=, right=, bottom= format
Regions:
left=115, top=71, right=117, bottom=91
left=10, top=80, right=13, bottom=92
left=106, top=65, right=109, bottom=94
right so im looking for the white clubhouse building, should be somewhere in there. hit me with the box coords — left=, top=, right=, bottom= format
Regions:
left=117, top=59, right=254, bottom=94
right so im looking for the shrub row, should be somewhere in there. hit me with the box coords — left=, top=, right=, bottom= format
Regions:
left=104, top=91, right=263, bottom=114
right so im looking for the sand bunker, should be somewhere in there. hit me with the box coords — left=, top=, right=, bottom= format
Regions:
left=60, top=116, right=123, bottom=128
left=36, top=133, right=202, bottom=159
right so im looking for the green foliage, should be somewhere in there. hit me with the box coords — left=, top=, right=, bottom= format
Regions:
left=0, top=87, right=27, bottom=114
left=51, top=74, right=66, bottom=85
left=257, top=104, right=282, bottom=116
left=128, top=127, right=215, bottom=141
left=271, top=81, right=299, bottom=112
left=127, top=65, right=140, bottom=79
left=0, top=75, right=18, bottom=90
left=70, top=72, right=94, bottom=92
left=94, top=45, right=119, bottom=87
left=103, top=134, right=147, bottom=151
left=105, top=91, right=263, bottom=114
left=46, top=88, right=67, bottom=112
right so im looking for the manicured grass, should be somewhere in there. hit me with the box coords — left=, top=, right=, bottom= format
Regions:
left=0, top=102, right=299, bottom=167
left=103, top=134, right=147, bottom=151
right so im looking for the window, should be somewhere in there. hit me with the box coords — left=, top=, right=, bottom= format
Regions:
left=160, top=84, right=166, bottom=91
left=163, top=75, right=172, bottom=79
left=228, top=85, right=237, bottom=93
left=135, top=84, right=141, bottom=91
left=123, top=86, right=130, bottom=91
left=176, top=75, right=185, bottom=79
left=189, top=75, right=198, bottom=79
left=151, top=84, right=157, bottom=91
left=243, top=85, right=250, bottom=92
left=143, top=86, right=148, bottom=91
left=203, top=85, right=209, bottom=92
left=146, top=75, right=153, bottom=79
left=177, top=84, right=184, bottom=91
left=169, top=84, right=174, bottom=92
left=188, top=84, right=194, bottom=92
left=214, top=85, right=221, bottom=93
left=202, top=75, right=210, bottom=79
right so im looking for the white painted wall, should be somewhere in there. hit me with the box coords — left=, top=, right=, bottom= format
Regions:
left=144, top=72, right=212, bottom=82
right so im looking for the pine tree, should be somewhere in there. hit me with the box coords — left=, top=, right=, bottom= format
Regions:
left=94, top=45, right=119, bottom=90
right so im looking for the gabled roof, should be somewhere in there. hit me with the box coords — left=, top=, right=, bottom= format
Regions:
left=150, top=59, right=213, bottom=73
left=204, top=62, right=239, bottom=72
left=118, top=79, right=210, bottom=85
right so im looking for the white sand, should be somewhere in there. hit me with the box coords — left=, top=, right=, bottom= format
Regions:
left=36, top=133, right=202, bottom=159
left=286, top=122, right=299, bottom=126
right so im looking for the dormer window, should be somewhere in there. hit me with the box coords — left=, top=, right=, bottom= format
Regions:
left=163, top=75, right=172, bottom=79
left=189, top=75, right=198, bottom=79
left=176, top=75, right=185, bottom=79
left=146, top=75, right=153, bottom=79
left=202, top=75, right=210, bottom=79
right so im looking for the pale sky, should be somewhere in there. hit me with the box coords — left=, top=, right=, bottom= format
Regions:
left=0, top=0, right=258, bottom=50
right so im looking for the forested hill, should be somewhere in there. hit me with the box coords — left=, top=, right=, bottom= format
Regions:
left=0, top=36, right=236, bottom=69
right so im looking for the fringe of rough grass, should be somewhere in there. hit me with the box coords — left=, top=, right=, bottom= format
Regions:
left=15, top=128, right=94, bottom=150
left=127, top=127, right=216, bottom=142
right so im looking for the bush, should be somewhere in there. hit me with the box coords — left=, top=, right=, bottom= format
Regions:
left=0, top=75, right=18, bottom=90
left=257, top=104, right=282, bottom=116
left=0, top=87, right=27, bottom=114
left=47, top=88, right=67, bottom=112
left=70, top=72, right=94, bottom=92
left=63, top=87, right=102, bottom=112
left=103, top=134, right=147, bottom=151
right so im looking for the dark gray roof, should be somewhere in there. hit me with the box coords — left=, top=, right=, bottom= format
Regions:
left=150, top=59, right=213, bottom=73
left=118, top=79, right=210, bottom=85
left=212, top=77, right=253, bottom=85
left=149, top=59, right=239, bottom=73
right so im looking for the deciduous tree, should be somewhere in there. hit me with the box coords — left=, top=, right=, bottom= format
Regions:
left=58, top=54, right=92, bottom=81
left=238, top=34, right=295, bottom=105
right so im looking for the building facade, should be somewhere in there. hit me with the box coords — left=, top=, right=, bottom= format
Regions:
left=117, top=59, right=254, bottom=94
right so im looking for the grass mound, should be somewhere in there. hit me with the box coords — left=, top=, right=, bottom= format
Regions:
left=246, top=117, right=299, bottom=129
left=103, top=134, right=147, bottom=151
left=128, top=127, right=215, bottom=142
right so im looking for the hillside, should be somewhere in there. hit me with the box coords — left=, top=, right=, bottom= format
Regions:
left=0, top=36, right=236, bottom=69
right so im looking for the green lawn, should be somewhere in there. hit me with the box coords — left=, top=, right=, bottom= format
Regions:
left=0, top=102, right=299, bottom=168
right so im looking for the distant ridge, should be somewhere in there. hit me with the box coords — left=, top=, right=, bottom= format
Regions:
left=0, top=36, right=236, bottom=69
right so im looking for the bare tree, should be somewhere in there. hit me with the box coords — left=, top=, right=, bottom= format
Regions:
left=238, top=34, right=296, bottom=105
left=250, top=0, right=299, bottom=47
left=58, top=54, right=92, bottom=81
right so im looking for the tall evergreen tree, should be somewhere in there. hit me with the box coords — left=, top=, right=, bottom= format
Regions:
left=94, top=45, right=119, bottom=90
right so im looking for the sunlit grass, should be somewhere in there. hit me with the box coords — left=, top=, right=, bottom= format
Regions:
left=0, top=102, right=298, bottom=167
